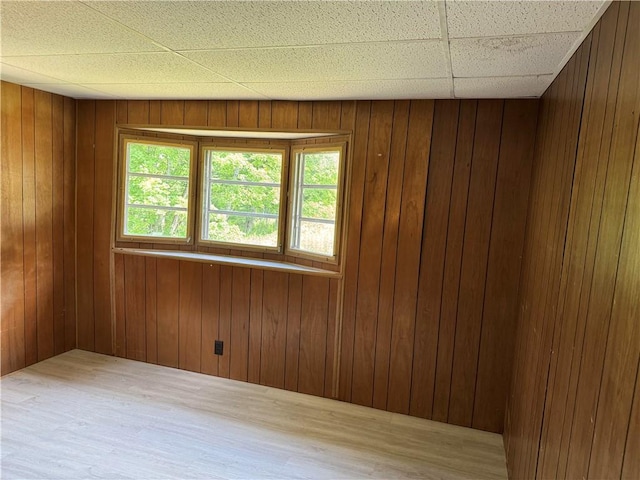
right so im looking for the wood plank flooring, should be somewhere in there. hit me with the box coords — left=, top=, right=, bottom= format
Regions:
left=1, top=351, right=507, bottom=479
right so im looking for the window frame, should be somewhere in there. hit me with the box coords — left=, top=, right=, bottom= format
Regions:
left=116, top=134, right=198, bottom=245
left=286, top=142, right=347, bottom=264
left=196, top=143, right=290, bottom=253
left=115, top=128, right=350, bottom=270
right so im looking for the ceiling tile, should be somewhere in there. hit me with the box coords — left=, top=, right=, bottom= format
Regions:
left=245, top=79, right=452, bottom=100
left=450, top=32, right=579, bottom=78
left=183, top=42, right=449, bottom=83
left=87, top=1, right=443, bottom=50
left=85, top=83, right=268, bottom=100
left=454, top=75, right=553, bottom=98
left=0, top=1, right=162, bottom=55
left=0, top=53, right=228, bottom=85
left=0, top=63, right=66, bottom=84
left=21, top=83, right=118, bottom=99
left=446, top=0, right=607, bottom=38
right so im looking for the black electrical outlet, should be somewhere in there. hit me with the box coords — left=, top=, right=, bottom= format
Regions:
left=214, top=340, right=224, bottom=356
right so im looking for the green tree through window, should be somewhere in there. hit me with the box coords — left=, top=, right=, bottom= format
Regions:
left=202, top=149, right=283, bottom=247
left=124, top=142, right=193, bottom=239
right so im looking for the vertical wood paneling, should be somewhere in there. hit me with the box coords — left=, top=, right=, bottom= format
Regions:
left=324, top=277, right=339, bottom=398
left=622, top=365, right=640, bottom=479
left=63, top=96, right=76, bottom=352
left=448, top=100, right=504, bottom=426
left=312, top=101, right=341, bottom=130
left=260, top=271, right=288, bottom=388
left=93, top=101, right=115, bottom=355
left=271, top=101, right=298, bottom=129
left=208, top=101, right=226, bottom=127
left=248, top=269, right=264, bottom=384
left=238, top=101, right=258, bottom=128
left=124, top=255, right=146, bottom=361
left=387, top=100, right=434, bottom=414
left=432, top=100, right=476, bottom=423
left=285, top=274, right=302, bottom=391
left=77, top=94, right=539, bottom=435
left=473, top=100, right=538, bottom=433
left=76, top=100, right=95, bottom=351
left=1, top=81, right=26, bottom=375
left=1, top=82, right=76, bottom=376
left=372, top=100, right=410, bottom=410
left=410, top=100, right=459, bottom=418
left=338, top=101, right=371, bottom=403
left=230, top=267, right=250, bottom=381
left=21, top=87, right=38, bottom=367
left=34, top=90, right=54, bottom=361
left=298, top=276, right=330, bottom=397
left=161, top=100, right=184, bottom=125
left=127, top=100, right=149, bottom=124
left=298, top=102, right=312, bottom=129
left=116, top=100, right=127, bottom=124
left=179, top=261, right=202, bottom=372
left=218, top=266, right=233, bottom=378
left=351, top=100, right=394, bottom=406
left=185, top=100, right=208, bottom=126
left=114, top=254, right=126, bottom=357
left=538, top=19, right=610, bottom=480
left=145, top=258, right=157, bottom=364
left=201, top=264, right=220, bottom=376
left=226, top=101, right=239, bottom=127
left=505, top=2, right=640, bottom=478
left=156, top=259, right=179, bottom=367
left=52, top=95, right=65, bottom=355
left=258, top=101, right=272, bottom=128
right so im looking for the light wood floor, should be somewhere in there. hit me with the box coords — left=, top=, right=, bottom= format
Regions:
left=1, top=350, right=507, bottom=479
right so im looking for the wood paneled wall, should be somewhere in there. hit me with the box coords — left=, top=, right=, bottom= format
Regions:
left=338, top=99, right=538, bottom=435
left=504, top=2, right=640, bottom=478
left=115, top=256, right=339, bottom=398
left=77, top=97, right=538, bottom=433
left=1, top=81, right=76, bottom=375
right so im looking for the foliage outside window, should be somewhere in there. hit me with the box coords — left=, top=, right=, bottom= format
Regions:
left=289, top=146, right=344, bottom=260
left=200, top=147, right=285, bottom=249
left=117, top=131, right=347, bottom=263
left=120, top=138, right=196, bottom=242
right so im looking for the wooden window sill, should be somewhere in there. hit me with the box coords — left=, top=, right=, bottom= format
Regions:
left=112, top=247, right=341, bottom=278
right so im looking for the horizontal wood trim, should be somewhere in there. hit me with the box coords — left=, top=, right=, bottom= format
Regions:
left=112, top=247, right=341, bottom=278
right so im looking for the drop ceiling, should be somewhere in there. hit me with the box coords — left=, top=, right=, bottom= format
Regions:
left=0, top=0, right=610, bottom=100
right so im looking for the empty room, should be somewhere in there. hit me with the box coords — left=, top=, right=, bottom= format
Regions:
left=1, top=1, right=638, bottom=478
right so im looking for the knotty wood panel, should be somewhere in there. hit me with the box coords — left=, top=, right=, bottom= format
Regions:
left=1, top=82, right=76, bottom=376
left=78, top=96, right=537, bottom=433
left=505, top=2, right=640, bottom=478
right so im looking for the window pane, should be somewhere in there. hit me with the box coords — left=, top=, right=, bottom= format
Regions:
left=290, top=148, right=341, bottom=257
left=301, top=188, right=337, bottom=220
left=302, top=152, right=339, bottom=185
left=207, top=213, right=278, bottom=247
left=208, top=150, right=282, bottom=183
left=128, top=143, right=191, bottom=177
left=128, top=176, right=189, bottom=208
left=202, top=148, right=284, bottom=248
left=125, top=207, right=188, bottom=238
left=210, top=184, right=280, bottom=215
left=298, top=221, right=335, bottom=256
